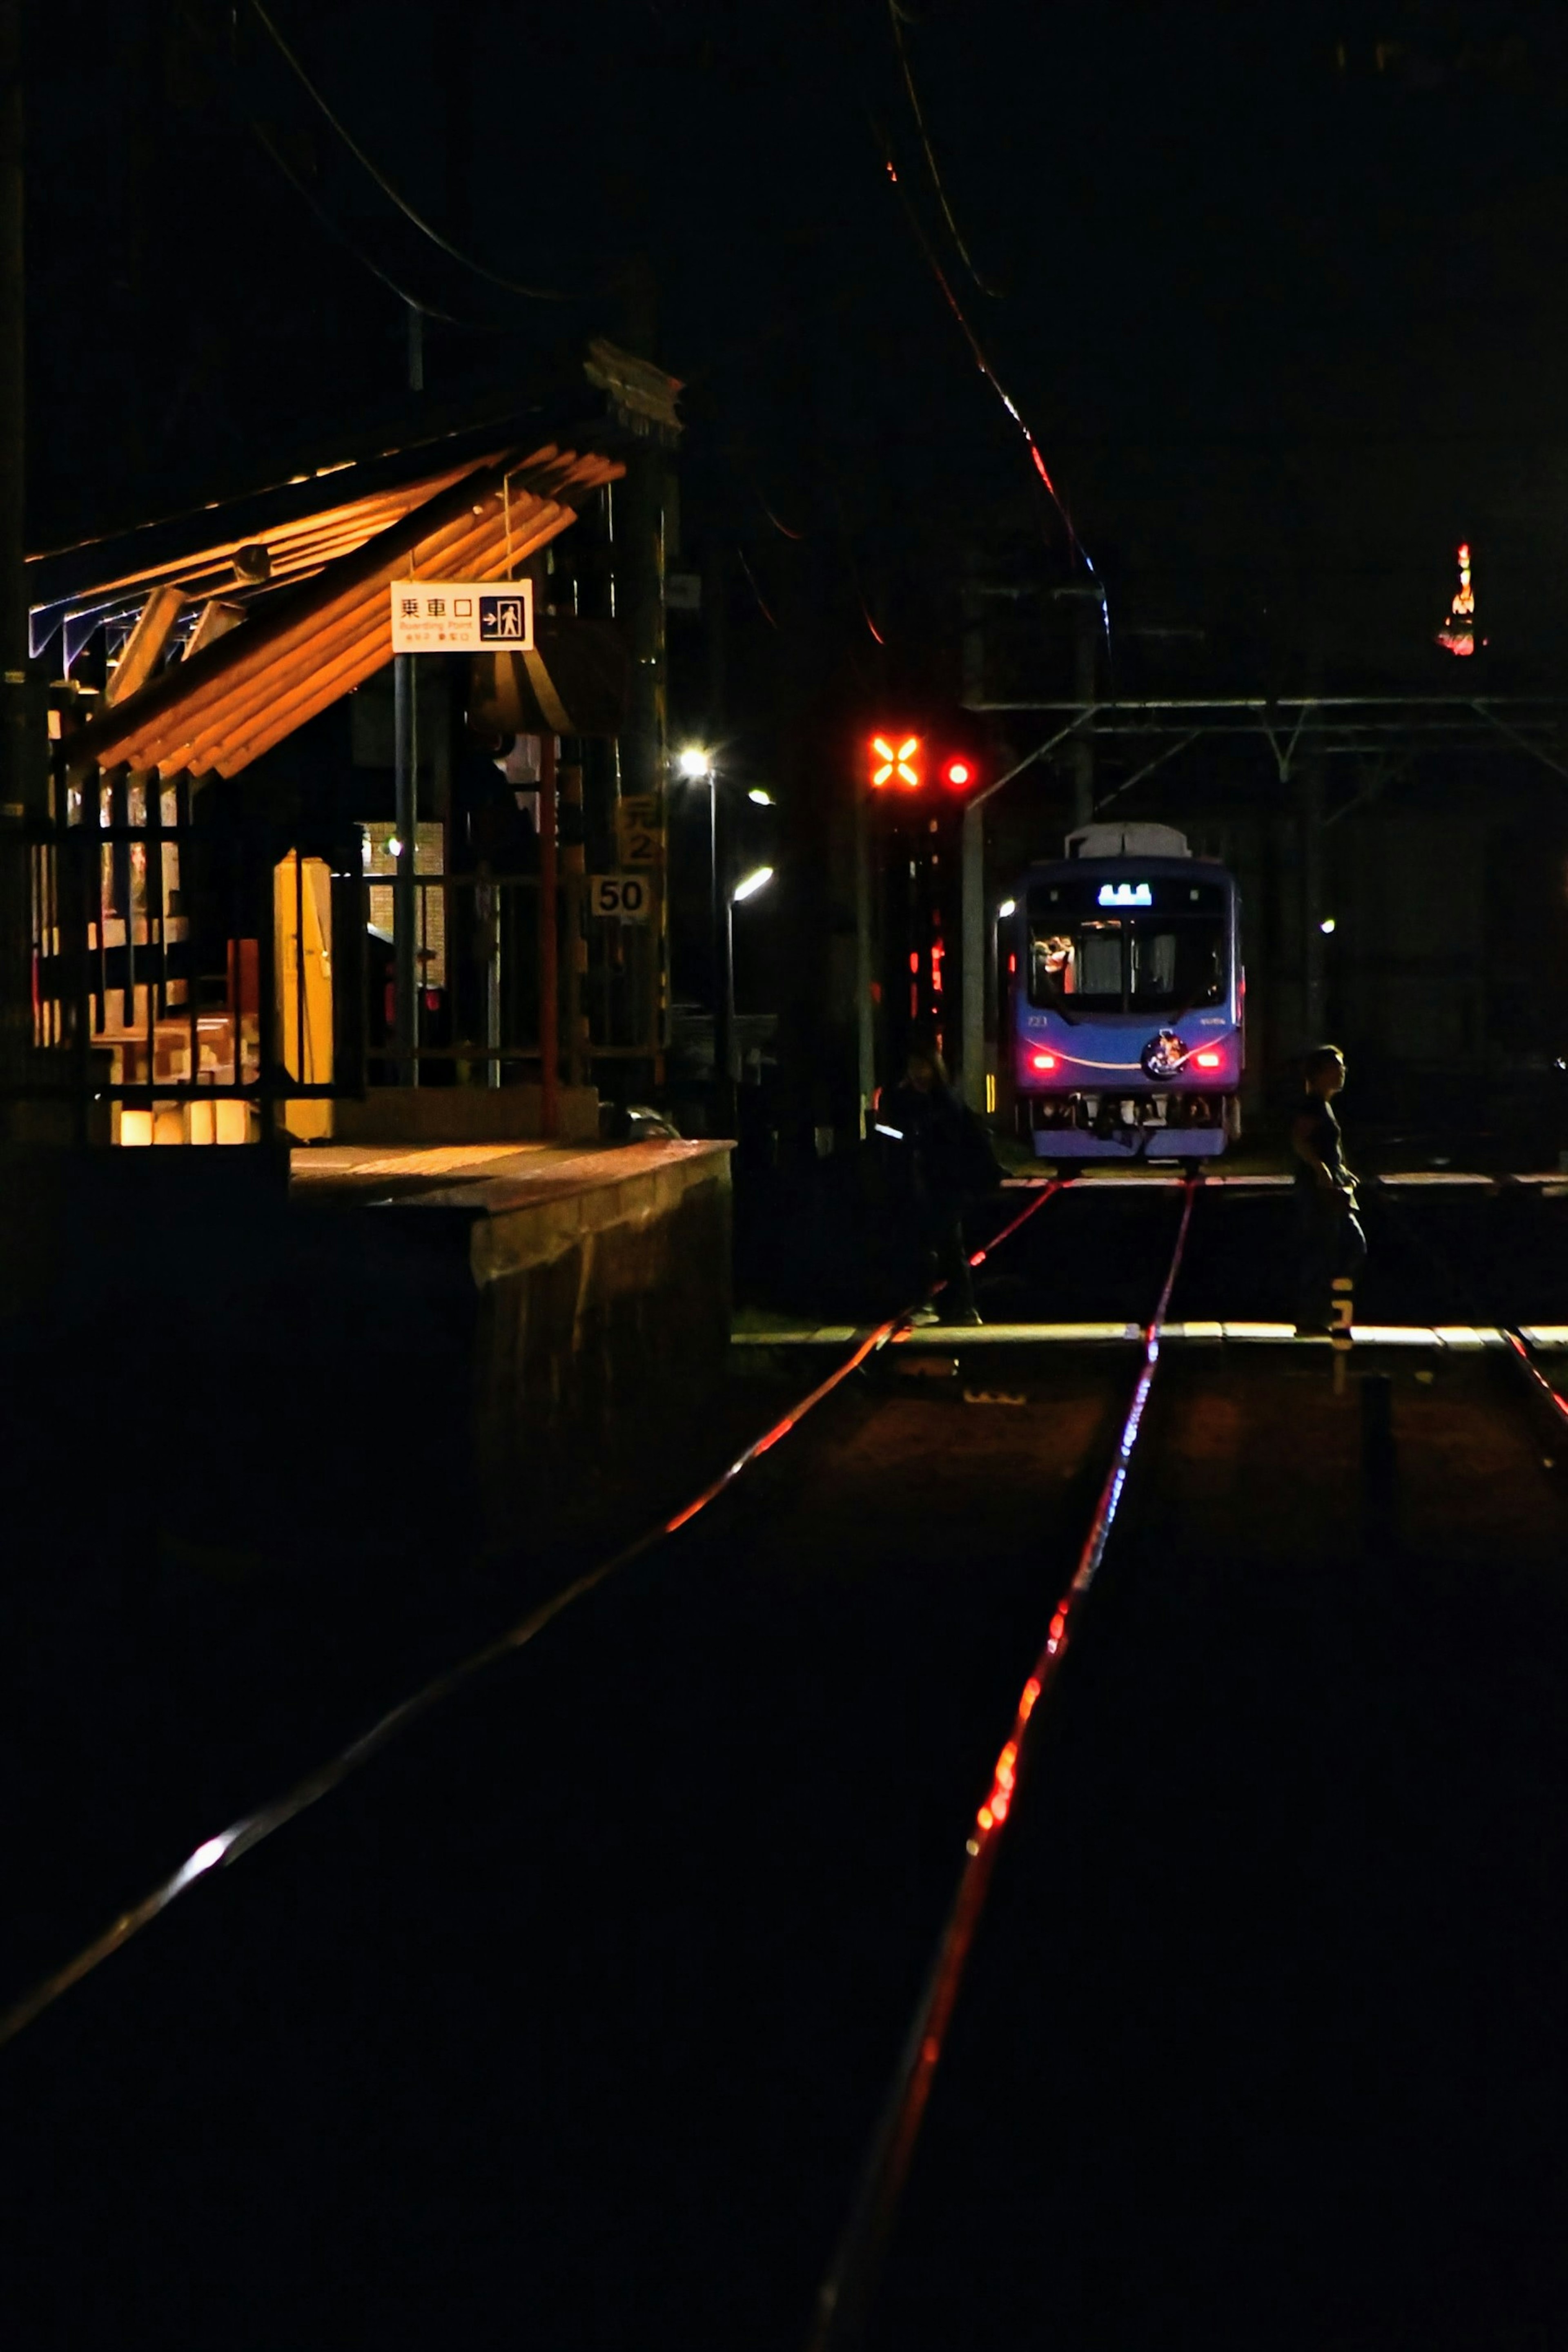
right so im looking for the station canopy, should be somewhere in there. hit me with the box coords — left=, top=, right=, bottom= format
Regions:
left=31, top=437, right=623, bottom=782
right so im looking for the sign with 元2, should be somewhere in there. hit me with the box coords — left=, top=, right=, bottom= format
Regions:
left=615, top=795, right=662, bottom=867
left=590, top=874, right=653, bottom=921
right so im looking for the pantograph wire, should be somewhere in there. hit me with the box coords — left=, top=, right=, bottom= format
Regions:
left=249, top=122, right=488, bottom=327
left=885, top=0, right=1004, bottom=298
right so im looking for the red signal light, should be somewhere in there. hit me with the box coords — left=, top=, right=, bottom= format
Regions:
left=869, top=733, right=921, bottom=790
left=1030, top=1051, right=1058, bottom=1073
left=1192, top=1049, right=1223, bottom=1069
left=942, top=757, right=974, bottom=791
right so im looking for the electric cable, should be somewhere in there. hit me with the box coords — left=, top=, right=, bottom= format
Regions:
left=835, top=498, right=887, bottom=646
left=885, top=0, right=1004, bottom=298
left=871, top=115, right=1109, bottom=646
left=735, top=543, right=780, bottom=628
left=247, top=0, right=570, bottom=304
left=249, top=121, right=501, bottom=328
left=757, top=488, right=808, bottom=541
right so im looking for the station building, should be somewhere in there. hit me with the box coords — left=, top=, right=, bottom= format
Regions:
left=3, top=344, right=734, bottom=1567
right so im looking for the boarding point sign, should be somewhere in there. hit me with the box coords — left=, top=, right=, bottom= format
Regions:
left=390, top=579, right=535, bottom=654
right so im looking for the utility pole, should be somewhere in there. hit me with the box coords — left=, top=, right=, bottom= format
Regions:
left=706, top=541, right=735, bottom=1129
left=1053, top=582, right=1104, bottom=830
left=853, top=780, right=875, bottom=1131
left=391, top=305, right=424, bottom=1088
left=538, top=730, right=559, bottom=1138
left=392, top=657, right=418, bottom=1086
left=0, top=0, right=31, bottom=1102
left=1299, top=758, right=1325, bottom=1044
left=960, top=795, right=986, bottom=1112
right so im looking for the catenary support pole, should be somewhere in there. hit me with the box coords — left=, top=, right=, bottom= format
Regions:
left=1070, top=595, right=1098, bottom=829
left=0, top=0, right=29, bottom=1102
left=539, top=730, right=559, bottom=1138
left=961, top=796, right=986, bottom=1112
left=393, top=655, right=418, bottom=1087
left=709, top=768, right=728, bottom=1118
left=854, top=781, right=875, bottom=1131
left=561, top=760, right=586, bottom=1090
left=1300, top=757, right=1325, bottom=1043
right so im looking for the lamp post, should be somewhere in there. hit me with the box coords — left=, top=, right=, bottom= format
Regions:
left=678, top=744, right=735, bottom=1122
left=728, top=866, right=774, bottom=1103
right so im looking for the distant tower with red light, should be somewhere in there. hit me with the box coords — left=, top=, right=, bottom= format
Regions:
left=1436, top=541, right=1480, bottom=657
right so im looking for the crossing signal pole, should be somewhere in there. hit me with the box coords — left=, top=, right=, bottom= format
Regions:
left=856, top=728, right=983, bottom=1123
left=0, top=0, right=26, bottom=1105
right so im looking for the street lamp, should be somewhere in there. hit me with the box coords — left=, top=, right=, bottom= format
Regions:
left=675, top=744, right=732, bottom=1115
left=732, top=865, right=774, bottom=903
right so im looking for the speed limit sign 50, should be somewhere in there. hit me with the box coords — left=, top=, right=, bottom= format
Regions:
left=589, top=874, right=653, bottom=921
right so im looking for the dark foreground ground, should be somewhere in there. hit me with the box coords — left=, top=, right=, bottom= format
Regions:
left=4, top=1176, right=1568, bottom=2348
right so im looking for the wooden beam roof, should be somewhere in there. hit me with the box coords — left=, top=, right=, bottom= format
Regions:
left=65, top=443, right=622, bottom=782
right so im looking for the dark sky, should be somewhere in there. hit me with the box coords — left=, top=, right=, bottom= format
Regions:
left=26, top=0, right=1568, bottom=686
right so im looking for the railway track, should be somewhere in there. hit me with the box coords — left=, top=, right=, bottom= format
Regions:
left=5, top=1172, right=1568, bottom=2350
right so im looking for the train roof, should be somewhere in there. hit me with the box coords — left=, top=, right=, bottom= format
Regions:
left=1017, top=853, right=1234, bottom=885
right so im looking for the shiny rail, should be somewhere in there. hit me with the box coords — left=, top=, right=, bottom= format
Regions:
left=0, top=1178, right=1068, bottom=2054
left=806, top=1174, right=1199, bottom=2352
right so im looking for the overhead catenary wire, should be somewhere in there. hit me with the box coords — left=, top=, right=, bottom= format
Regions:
left=871, top=117, right=1109, bottom=646
left=249, top=121, right=497, bottom=328
left=735, top=543, right=780, bottom=628
left=885, top=0, right=1004, bottom=298
left=247, top=0, right=570, bottom=304
left=757, top=488, right=808, bottom=540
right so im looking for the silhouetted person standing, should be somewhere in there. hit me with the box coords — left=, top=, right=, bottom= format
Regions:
left=1292, top=1045, right=1367, bottom=1335
left=879, top=1045, right=1000, bottom=1324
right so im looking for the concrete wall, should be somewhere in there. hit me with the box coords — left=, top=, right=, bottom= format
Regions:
left=0, top=1138, right=732, bottom=1590
left=330, top=1085, right=601, bottom=1147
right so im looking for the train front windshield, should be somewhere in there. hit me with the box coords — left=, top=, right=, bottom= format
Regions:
left=1027, top=880, right=1228, bottom=1015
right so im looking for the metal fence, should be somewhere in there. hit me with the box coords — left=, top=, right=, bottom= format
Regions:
left=27, top=777, right=661, bottom=1139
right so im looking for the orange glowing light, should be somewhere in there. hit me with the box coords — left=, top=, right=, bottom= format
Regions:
left=870, top=732, right=922, bottom=789
left=1438, top=542, right=1478, bottom=655
left=977, top=1804, right=994, bottom=1831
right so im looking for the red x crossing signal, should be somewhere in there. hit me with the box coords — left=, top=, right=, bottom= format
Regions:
left=869, top=732, right=922, bottom=790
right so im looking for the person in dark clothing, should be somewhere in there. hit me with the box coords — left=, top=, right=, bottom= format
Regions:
left=878, top=1045, right=1003, bottom=1324
left=1291, top=1044, right=1368, bottom=1335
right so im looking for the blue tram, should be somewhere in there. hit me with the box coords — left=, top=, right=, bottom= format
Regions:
left=1000, top=825, right=1243, bottom=1160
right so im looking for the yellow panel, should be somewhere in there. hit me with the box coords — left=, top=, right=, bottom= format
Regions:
left=275, top=851, right=334, bottom=1142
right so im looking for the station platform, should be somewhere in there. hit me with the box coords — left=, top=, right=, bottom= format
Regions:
left=733, top=1321, right=1568, bottom=1351
left=290, top=1136, right=736, bottom=1549
left=0, top=1134, right=734, bottom=1575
